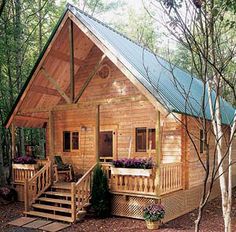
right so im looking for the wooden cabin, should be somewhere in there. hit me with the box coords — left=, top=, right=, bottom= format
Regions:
left=5, top=3, right=236, bottom=223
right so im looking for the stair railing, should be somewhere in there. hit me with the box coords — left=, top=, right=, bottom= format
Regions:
left=24, top=161, right=52, bottom=211
left=71, top=163, right=97, bottom=222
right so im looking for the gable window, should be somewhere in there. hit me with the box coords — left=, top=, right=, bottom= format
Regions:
left=63, top=131, right=79, bottom=152
left=200, top=129, right=207, bottom=153
left=135, top=127, right=156, bottom=152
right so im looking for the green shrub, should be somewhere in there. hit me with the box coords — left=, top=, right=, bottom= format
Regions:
left=91, top=164, right=110, bottom=218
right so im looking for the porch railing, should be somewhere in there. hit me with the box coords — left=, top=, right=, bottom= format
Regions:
left=160, top=162, right=183, bottom=195
left=12, top=159, right=49, bottom=184
left=101, top=162, right=183, bottom=196
left=111, top=174, right=157, bottom=195
left=24, top=161, right=52, bottom=211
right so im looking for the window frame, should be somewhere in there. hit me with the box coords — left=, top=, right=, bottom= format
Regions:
left=135, top=127, right=156, bottom=153
left=63, top=130, right=80, bottom=152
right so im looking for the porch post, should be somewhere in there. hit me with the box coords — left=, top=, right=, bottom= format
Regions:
left=69, top=19, right=75, bottom=103
left=95, top=105, right=100, bottom=163
left=11, top=123, right=16, bottom=159
left=155, top=111, right=161, bottom=196
left=48, top=111, right=54, bottom=157
left=48, top=111, right=55, bottom=183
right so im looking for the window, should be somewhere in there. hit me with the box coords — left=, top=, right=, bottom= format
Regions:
left=136, top=128, right=146, bottom=152
left=148, top=129, right=156, bottom=150
left=63, top=131, right=79, bottom=152
left=135, top=128, right=156, bottom=152
left=63, top=131, right=71, bottom=152
left=200, top=129, right=207, bottom=153
left=72, top=132, right=79, bottom=150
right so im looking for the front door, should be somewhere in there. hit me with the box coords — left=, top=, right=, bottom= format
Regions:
left=99, top=128, right=116, bottom=162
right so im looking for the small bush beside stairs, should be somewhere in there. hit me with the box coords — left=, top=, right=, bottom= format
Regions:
left=91, top=164, right=111, bottom=218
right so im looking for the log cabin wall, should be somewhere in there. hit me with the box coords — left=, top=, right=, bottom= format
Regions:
left=47, top=48, right=183, bottom=174
left=186, top=116, right=236, bottom=189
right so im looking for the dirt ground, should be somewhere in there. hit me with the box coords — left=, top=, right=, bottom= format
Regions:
left=0, top=188, right=236, bottom=232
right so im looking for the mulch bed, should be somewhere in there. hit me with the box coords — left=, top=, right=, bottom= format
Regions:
left=1, top=188, right=236, bottom=232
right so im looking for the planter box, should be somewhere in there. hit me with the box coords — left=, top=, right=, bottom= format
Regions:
left=111, top=167, right=152, bottom=177
left=12, top=163, right=38, bottom=170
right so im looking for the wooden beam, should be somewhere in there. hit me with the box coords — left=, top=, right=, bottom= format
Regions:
left=48, top=111, right=54, bottom=157
left=155, top=111, right=161, bottom=196
left=69, top=20, right=75, bottom=102
left=95, top=105, right=100, bottom=162
left=31, top=85, right=60, bottom=97
left=41, top=67, right=71, bottom=104
left=15, top=115, right=48, bottom=122
left=11, top=123, right=16, bottom=159
left=49, top=49, right=82, bottom=66
left=18, top=94, right=148, bottom=114
left=74, top=54, right=106, bottom=103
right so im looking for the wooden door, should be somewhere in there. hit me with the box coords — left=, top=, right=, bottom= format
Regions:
left=99, top=126, right=117, bottom=162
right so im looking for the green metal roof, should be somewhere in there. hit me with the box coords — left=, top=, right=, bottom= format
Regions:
left=5, top=4, right=235, bottom=127
left=67, top=3, right=235, bottom=125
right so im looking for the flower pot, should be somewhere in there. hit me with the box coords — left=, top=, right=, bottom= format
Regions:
left=145, top=220, right=160, bottom=230
left=111, top=167, right=152, bottom=176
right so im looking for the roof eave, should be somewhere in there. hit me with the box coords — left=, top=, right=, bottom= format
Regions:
left=4, top=8, right=69, bottom=128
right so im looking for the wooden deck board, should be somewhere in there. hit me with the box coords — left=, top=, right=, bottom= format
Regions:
left=23, top=219, right=52, bottom=229
left=39, top=222, right=70, bottom=232
left=8, top=217, right=37, bottom=226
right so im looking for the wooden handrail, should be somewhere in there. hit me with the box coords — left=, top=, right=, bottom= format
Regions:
left=72, top=163, right=96, bottom=221
left=24, top=161, right=52, bottom=212
left=75, top=163, right=97, bottom=186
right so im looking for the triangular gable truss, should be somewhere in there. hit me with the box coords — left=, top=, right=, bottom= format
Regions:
left=5, top=6, right=168, bottom=129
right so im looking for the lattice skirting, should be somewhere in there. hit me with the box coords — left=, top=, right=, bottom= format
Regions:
left=111, top=174, right=236, bottom=222
left=111, top=194, right=160, bottom=219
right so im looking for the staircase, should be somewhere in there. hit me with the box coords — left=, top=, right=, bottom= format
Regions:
left=24, top=163, right=96, bottom=223
left=25, top=183, right=87, bottom=223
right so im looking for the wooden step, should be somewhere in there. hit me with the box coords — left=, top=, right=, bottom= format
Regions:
left=52, top=183, right=71, bottom=190
left=38, top=197, right=71, bottom=205
left=24, top=210, right=73, bottom=223
left=32, top=204, right=72, bottom=213
left=44, top=191, right=71, bottom=197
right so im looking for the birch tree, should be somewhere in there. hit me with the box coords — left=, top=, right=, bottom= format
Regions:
left=143, top=0, right=236, bottom=231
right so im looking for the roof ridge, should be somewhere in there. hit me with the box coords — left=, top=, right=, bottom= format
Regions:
left=66, top=3, right=154, bottom=54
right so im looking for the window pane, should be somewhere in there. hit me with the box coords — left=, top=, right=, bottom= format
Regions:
left=148, top=128, right=156, bottom=149
left=63, top=131, right=71, bottom=152
left=136, top=128, right=146, bottom=152
left=72, top=132, right=79, bottom=150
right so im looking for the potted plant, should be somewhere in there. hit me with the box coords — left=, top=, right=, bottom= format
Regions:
left=143, top=203, right=165, bottom=230
left=111, top=158, right=154, bottom=176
